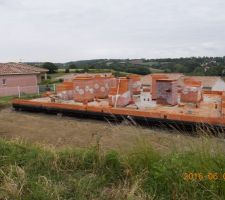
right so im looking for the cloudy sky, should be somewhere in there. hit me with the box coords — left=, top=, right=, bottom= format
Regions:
left=0, top=0, right=225, bottom=62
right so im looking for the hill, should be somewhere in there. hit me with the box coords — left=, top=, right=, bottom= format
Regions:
left=27, top=56, right=225, bottom=76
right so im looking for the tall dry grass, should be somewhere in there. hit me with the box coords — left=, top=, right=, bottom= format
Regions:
left=0, top=126, right=224, bottom=200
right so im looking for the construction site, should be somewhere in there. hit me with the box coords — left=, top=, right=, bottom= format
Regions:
left=12, top=73, right=225, bottom=130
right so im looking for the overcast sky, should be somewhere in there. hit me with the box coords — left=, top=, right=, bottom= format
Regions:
left=0, top=0, right=225, bottom=62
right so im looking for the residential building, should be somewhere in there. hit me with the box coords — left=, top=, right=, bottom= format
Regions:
left=0, top=62, right=48, bottom=96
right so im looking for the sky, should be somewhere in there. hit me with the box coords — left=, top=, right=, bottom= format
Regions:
left=0, top=0, right=225, bottom=62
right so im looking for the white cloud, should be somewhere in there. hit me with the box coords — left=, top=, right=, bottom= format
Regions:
left=0, top=0, right=225, bottom=62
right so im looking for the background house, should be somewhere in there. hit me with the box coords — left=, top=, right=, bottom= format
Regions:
left=141, top=73, right=225, bottom=91
left=0, top=63, right=48, bottom=96
left=181, top=76, right=225, bottom=91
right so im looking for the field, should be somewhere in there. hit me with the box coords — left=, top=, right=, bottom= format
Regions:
left=0, top=96, right=15, bottom=108
left=0, top=108, right=224, bottom=152
left=0, top=106, right=225, bottom=199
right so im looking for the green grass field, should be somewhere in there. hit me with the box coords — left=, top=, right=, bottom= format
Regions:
left=148, top=67, right=164, bottom=73
left=0, top=96, right=15, bottom=107
left=0, top=94, right=41, bottom=109
left=57, top=69, right=113, bottom=73
left=0, top=137, right=224, bottom=200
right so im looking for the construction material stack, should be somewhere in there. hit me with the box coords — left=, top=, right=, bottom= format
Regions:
left=93, top=75, right=116, bottom=99
left=56, top=81, right=74, bottom=100
left=156, top=79, right=178, bottom=106
left=151, top=74, right=168, bottom=99
left=56, top=75, right=117, bottom=104
left=73, top=77, right=95, bottom=103
left=108, top=78, right=132, bottom=107
left=180, top=79, right=202, bottom=103
left=128, top=74, right=142, bottom=95
left=221, top=92, right=225, bottom=116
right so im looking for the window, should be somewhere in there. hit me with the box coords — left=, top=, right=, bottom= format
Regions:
left=2, top=79, right=6, bottom=85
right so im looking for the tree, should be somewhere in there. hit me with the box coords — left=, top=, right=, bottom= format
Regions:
left=174, top=64, right=184, bottom=73
left=65, top=69, right=70, bottom=73
left=205, top=65, right=225, bottom=76
left=114, top=71, right=121, bottom=77
left=69, top=64, right=77, bottom=69
left=81, top=67, right=89, bottom=73
left=42, top=62, right=58, bottom=73
left=127, top=67, right=151, bottom=75
left=192, top=67, right=205, bottom=76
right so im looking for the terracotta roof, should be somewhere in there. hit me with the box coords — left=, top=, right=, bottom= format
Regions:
left=0, top=63, right=48, bottom=75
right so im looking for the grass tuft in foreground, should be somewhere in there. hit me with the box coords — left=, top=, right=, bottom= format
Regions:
left=0, top=138, right=224, bottom=200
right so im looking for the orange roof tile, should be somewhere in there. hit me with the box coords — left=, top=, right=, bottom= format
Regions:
left=0, top=63, right=48, bottom=75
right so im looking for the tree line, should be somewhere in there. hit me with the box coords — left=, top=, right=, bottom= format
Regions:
left=38, top=56, right=225, bottom=76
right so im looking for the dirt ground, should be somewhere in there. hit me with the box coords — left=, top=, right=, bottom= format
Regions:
left=0, top=108, right=224, bottom=152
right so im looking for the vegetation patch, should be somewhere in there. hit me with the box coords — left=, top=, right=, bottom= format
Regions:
left=0, top=96, right=15, bottom=108
left=30, top=57, right=225, bottom=77
left=0, top=94, right=41, bottom=109
left=0, top=138, right=224, bottom=199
